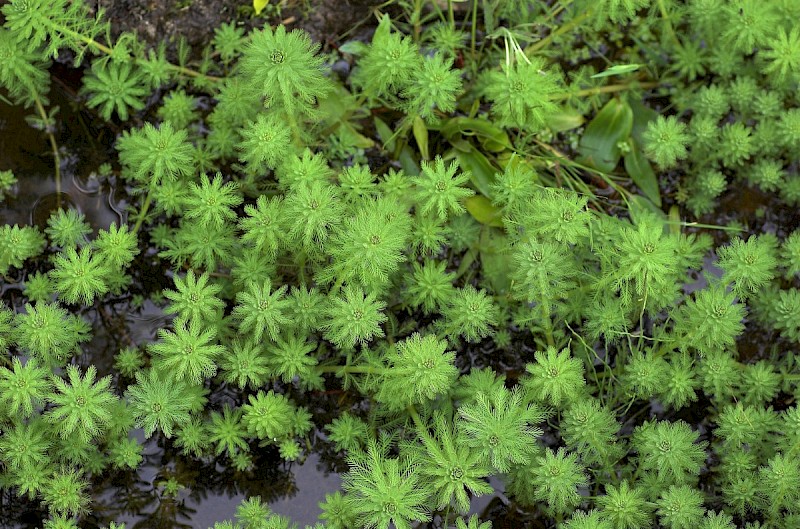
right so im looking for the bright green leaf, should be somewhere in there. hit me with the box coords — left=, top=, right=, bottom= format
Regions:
left=451, top=147, right=497, bottom=198
left=591, top=64, right=642, bottom=78
left=336, top=122, right=374, bottom=150
left=578, top=98, right=633, bottom=173
left=628, top=194, right=666, bottom=227
left=629, top=98, right=659, bottom=144
left=374, top=116, right=397, bottom=152
left=441, top=117, right=511, bottom=152
left=253, top=0, right=269, bottom=15
left=546, top=109, right=585, bottom=132
left=624, top=138, right=661, bottom=207
left=480, top=230, right=512, bottom=294
left=399, top=145, right=420, bottom=176
left=338, top=40, right=369, bottom=55
left=465, top=195, right=504, bottom=227
left=372, top=13, right=393, bottom=45
left=668, top=205, right=681, bottom=236
left=413, top=115, right=429, bottom=160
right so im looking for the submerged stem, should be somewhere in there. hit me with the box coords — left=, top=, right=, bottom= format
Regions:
left=132, top=183, right=155, bottom=234
left=33, top=93, right=61, bottom=205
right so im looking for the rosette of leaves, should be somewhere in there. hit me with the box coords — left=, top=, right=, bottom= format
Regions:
left=456, top=386, right=544, bottom=473
left=116, top=122, right=194, bottom=186
left=403, top=412, right=493, bottom=514
left=239, top=24, right=332, bottom=118
left=523, top=346, right=586, bottom=408
left=148, top=318, right=225, bottom=384
left=45, top=364, right=116, bottom=443
left=317, top=198, right=411, bottom=292
left=0, top=27, right=51, bottom=107
left=0, top=224, right=46, bottom=276
left=322, top=285, right=387, bottom=349
left=80, top=59, right=147, bottom=121
left=483, top=55, right=561, bottom=132
left=375, top=333, right=458, bottom=410
left=342, top=438, right=431, bottom=529
left=411, top=157, right=474, bottom=221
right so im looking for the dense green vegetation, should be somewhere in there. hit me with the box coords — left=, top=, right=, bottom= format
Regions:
left=2, top=0, right=800, bottom=528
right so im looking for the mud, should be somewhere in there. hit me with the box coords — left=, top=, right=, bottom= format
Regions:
left=92, top=0, right=381, bottom=56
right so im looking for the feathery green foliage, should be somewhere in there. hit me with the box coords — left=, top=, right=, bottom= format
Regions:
left=0, top=27, right=51, bottom=107
left=46, top=365, right=116, bottom=442
left=598, top=481, right=652, bottom=529
left=184, top=172, right=243, bottom=229
left=49, top=247, right=111, bottom=304
left=125, top=369, right=194, bottom=438
left=412, top=157, right=474, bottom=221
left=342, top=439, right=430, bottom=529
left=0, top=224, right=46, bottom=275
left=232, top=280, right=291, bottom=343
left=323, top=285, right=387, bottom=349
left=163, top=270, right=225, bottom=324
left=240, top=24, right=332, bottom=118
left=440, top=285, right=499, bottom=342
left=81, top=59, right=147, bottom=121
left=483, top=56, right=561, bottom=132
left=116, top=122, right=195, bottom=185
left=149, top=318, right=225, bottom=384
left=407, top=412, right=492, bottom=513
left=376, top=333, right=457, bottom=410
left=523, top=346, right=586, bottom=408
left=456, top=386, right=544, bottom=472
left=4, top=0, right=800, bottom=526
left=0, top=357, right=51, bottom=418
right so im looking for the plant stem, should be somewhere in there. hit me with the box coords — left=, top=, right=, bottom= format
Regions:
left=60, top=26, right=220, bottom=82
left=553, top=81, right=659, bottom=101
left=33, top=93, right=61, bottom=204
left=447, top=0, right=455, bottom=28
left=316, top=364, right=384, bottom=375
left=525, top=8, right=593, bottom=57
left=411, top=0, right=424, bottom=41
left=132, top=183, right=155, bottom=234
left=407, top=404, right=425, bottom=432
left=539, top=276, right=555, bottom=347
left=329, top=276, right=345, bottom=297
left=469, top=0, right=479, bottom=62
left=657, top=0, right=681, bottom=49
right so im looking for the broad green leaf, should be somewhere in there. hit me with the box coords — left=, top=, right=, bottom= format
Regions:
left=373, top=117, right=397, bottom=151
left=372, top=14, right=393, bottom=46
left=374, top=117, right=419, bottom=175
left=624, top=138, right=661, bottom=207
left=338, top=40, right=368, bottom=56
left=399, top=145, right=420, bottom=176
left=668, top=205, right=681, bottom=236
left=628, top=194, right=666, bottom=227
left=591, top=64, right=642, bottom=78
left=577, top=98, right=633, bottom=173
left=449, top=137, right=473, bottom=153
left=465, top=195, right=504, bottom=227
left=452, top=147, right=497, bottom=198
left=497, top=152, right=539, bottom=182
left=482, top=0, right=496, bottom=35
left=253, top=0, right=269, bottom=15
left=480, top=229, right=512, bottom=294
left=441, top=117, right=511, bottom=152
left=336, top=122, right=374, bottom=150
left=412, top=115, right=429, bottom=160
left=317, top=85, right=358, bottom=124
left=546, top=109, right=585, bottom=132
left=628, top=98, right=659, bottom=143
